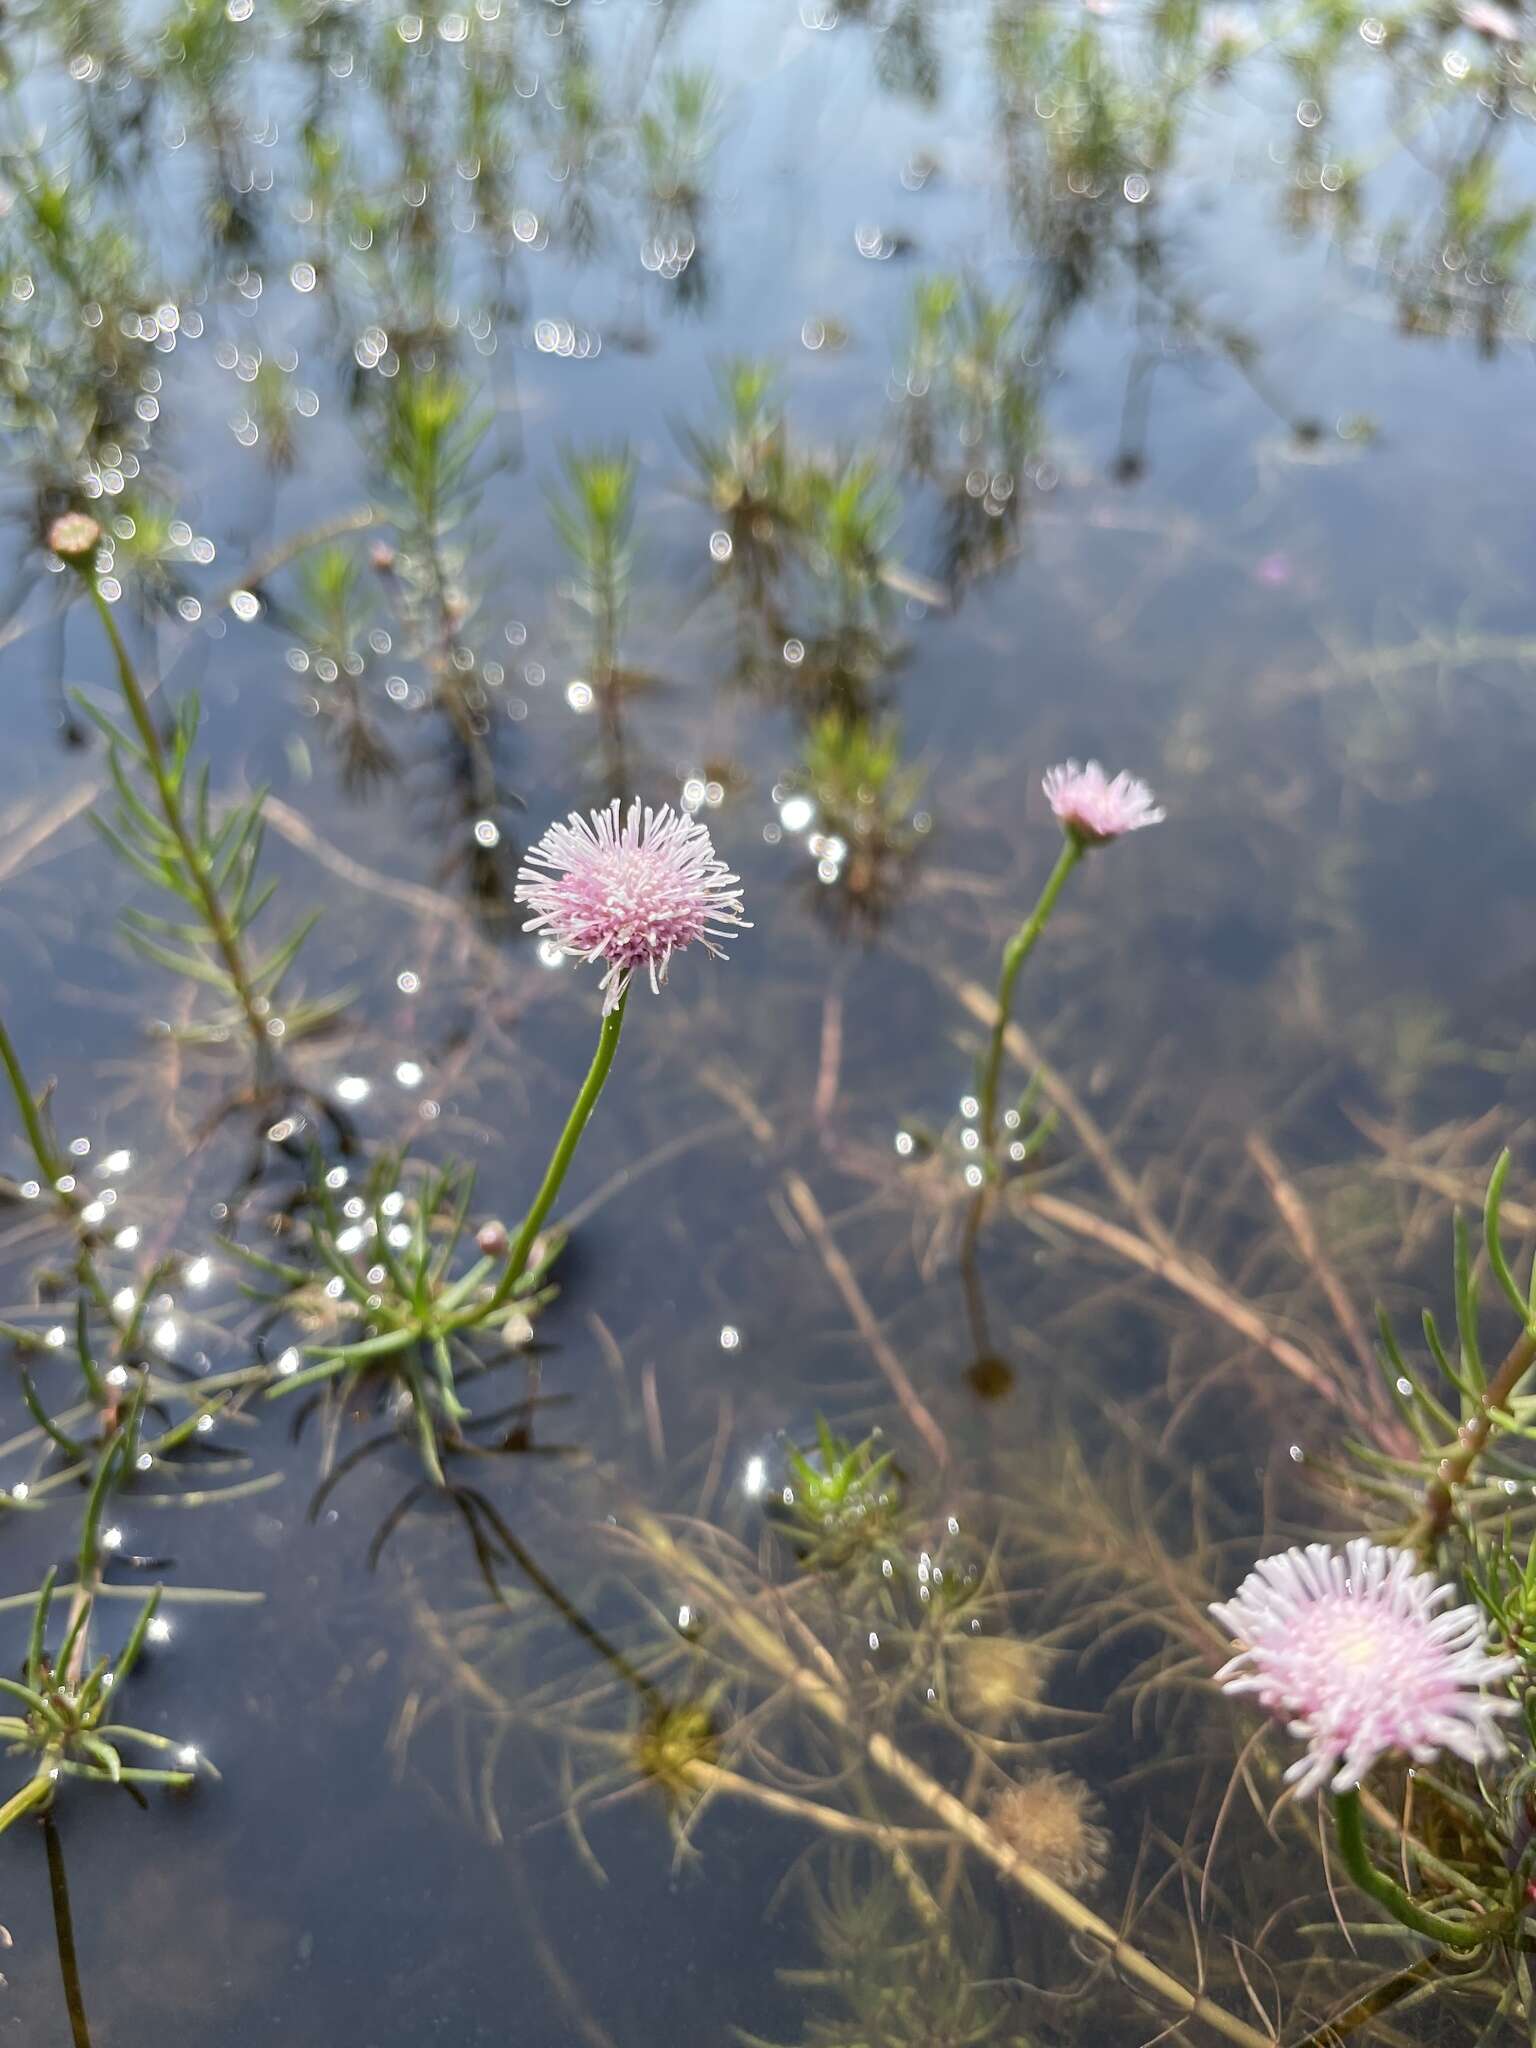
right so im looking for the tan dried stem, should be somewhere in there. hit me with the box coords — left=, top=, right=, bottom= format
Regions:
left=1012, top=1186, right=1353, bottom=1417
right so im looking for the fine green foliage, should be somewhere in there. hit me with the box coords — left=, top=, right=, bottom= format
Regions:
left=236, top=1150, right=562, bottom=1486
left=775, top=1419, right=900, bottom=1569
left=81, top=688, right=342, bottom=1050
left=0, top=1572, right=211, bottom=1836
left=1352, top=1150, right=1536, bottom=1536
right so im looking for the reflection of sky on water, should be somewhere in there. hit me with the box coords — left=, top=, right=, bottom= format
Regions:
left=3, top=0, right=1536, bottom=2038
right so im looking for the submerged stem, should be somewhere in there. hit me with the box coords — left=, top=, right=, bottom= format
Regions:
left=488, top=992, right=628, bottom=1311
left=1332, top=1789, right=1500, bottom=1951
left=43, top=1811, right=92, bottom=2048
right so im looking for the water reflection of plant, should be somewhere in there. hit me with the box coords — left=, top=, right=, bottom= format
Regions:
left=376, top=368, right=519, bottom=909
left=548, top=446, right=651, bottom=794
left=287, top=545, right=399, bottom=795
left=638, top=69, right=718, bottom=308
left=787, top=713, right=928, bottom=937
left=682, top=360, right=803, bottom=601
left=897, top=276, right=1042, bottom=592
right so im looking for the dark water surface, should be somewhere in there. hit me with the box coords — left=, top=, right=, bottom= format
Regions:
left=3, top=0, right=1536, bottom=2042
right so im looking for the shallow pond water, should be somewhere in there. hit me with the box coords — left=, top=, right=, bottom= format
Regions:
left=3, top=0, right=1536, bottom=2043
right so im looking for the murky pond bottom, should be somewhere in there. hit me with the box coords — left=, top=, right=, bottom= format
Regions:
left=4, top=0, right=1536, bottom=2041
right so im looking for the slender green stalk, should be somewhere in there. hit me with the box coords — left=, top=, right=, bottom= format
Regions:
left=0, top=1013, right=73, bottom=1200
left=1332, top=1789, right=1500, bottom=1950
left=84, top=585, right=275, bottom=1075
left=974, top=835, right=1082, bottom=1159
left=43, top=1812, right=93, bottom=2048
left=487, top=993, right=628, bottom=1310
left=0, top=1011, right=119, bottom=1329
left=959, top=835, right=1083, bottom=1350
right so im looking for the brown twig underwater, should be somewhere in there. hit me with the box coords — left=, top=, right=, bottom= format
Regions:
left=0, top=779, right=103, bottom=888
left=1012, top=1186, right=1353, bottom=1417
left=933, top=963, right=1179, bottom=1253
left=1243, top=1133, right=1379, bottom=1389
left=781, top=1169, right=951, bottom=1470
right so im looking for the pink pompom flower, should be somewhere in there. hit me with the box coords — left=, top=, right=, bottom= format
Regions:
left=516, top=799, right=750, bottom=1013
left=1042, top=760, right=1164, bottom=845
left=1211, top=1540, right=1518, bottom=1799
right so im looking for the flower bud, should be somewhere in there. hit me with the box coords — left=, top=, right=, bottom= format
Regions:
left=48, top=512, right=102, bottom=562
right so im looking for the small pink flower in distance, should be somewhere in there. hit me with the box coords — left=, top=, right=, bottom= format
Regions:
left=1042, top=760, right=1164, bottom=846
left=1254, top=550, right=1293, bottom=587
left=1460, top=0, right=1520, bottom=40
left=516, top=799, right=749, bottom=1013
left=1211, top=1540, right=1518, bottom=1799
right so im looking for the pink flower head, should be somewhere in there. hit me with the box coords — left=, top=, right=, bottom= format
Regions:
left=1042, top=759, right=1164, bottom=845
left=1211, top=1540, right=1517, bottom=1799
left=515, top=799, right=749, bottom=1012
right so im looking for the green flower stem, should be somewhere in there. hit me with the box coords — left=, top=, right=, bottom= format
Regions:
left=975, top=834, right=1082, bottom=1164
left=84, top=584, right=274, bottom=1075
left=959, top=836, right=1084, bottom=1352
left=488, top=991, right=629, bottom=1312
left=1333, top=1788, right=1499, bottom=1950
